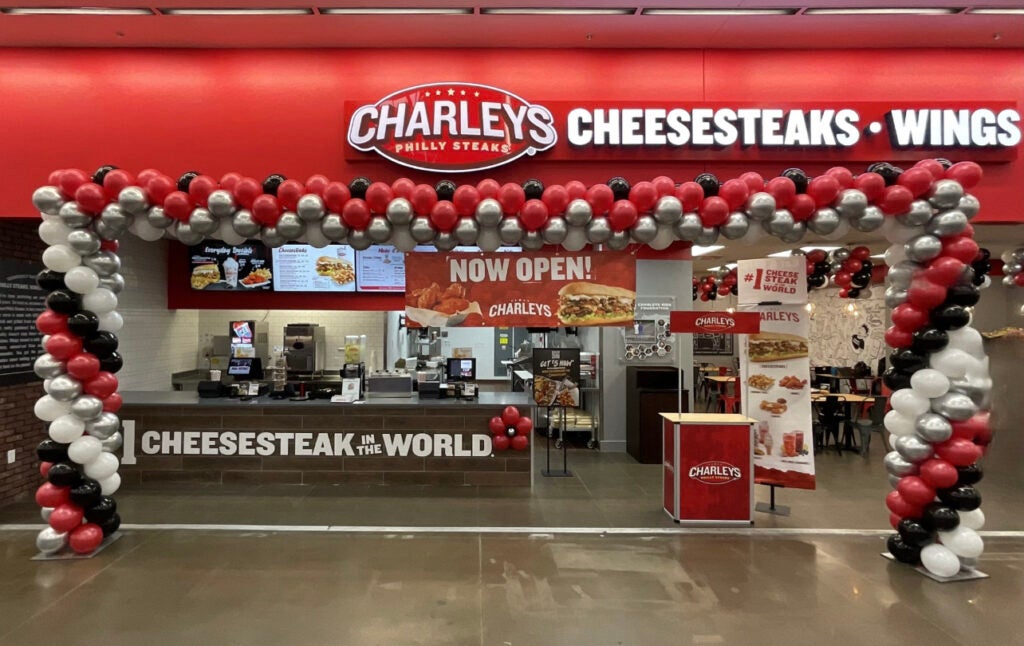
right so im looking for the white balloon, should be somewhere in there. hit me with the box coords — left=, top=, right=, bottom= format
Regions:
left=891, top=388, right=931, bottom=417
left=63, top=265, right=100, bottom=295
left=920, top=543, right=961, bottom=578
left=884, top=243, right=908, bottom=266
left=49, top=414, right=86, bottom=443
left=34, top=395, right=71, bottom=422
left=99, top=472, right=122, bottom=496
left=958, top=508, right=986, bottom=531
left=939, top=526, right=984, bottom=559
left=83, top=452, right=119, bottom=480
left=910, top=369, right=950, bottom=399
left=39, top=219, right=72, bottom=246
left=966, top=356, right=990, bottom=380
left=67, top=435, right=103, bottom=465
left=82, top=288, right=118, bottom=314
left=884, top=410, right=916, bottom=437
left=43, top=378, right=53, bottom=394
left=929, top=348, right=973, bottom=380
left=42, top=244, right=82, bottom=272
left=129, top=217, right=167, bottom=242
left=946, top=326, right=985, bottom=359
left=98, top=311, right=124, bottom=333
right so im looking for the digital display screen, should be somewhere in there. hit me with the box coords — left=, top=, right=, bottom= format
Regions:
left=227, top=358, right=252, bottom=376
left=446, top=358, right=476, bottom=381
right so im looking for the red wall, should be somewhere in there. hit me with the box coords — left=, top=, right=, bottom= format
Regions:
left=1, top=48, right=1022, bottom=222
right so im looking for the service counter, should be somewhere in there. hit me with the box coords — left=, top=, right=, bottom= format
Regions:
left=117, top=391, right=533, bottom=487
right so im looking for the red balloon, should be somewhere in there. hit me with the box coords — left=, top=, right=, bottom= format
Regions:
left=718, top=179, right=750, bottom=212
left=897, top=167, right=934, bottom=198
left=675, top=182, right=704, bottom=212
left=276, top=179, right=306, bottom=212
left=885, top=326, right=914, bottom=349
left=699, top=196, right=729, bottom=227
left=608, top=200, right=639, bottom=231
left=842, top=258, right=863, bottom=273
left=765, top=177, right=796, bottom=208
left=341, top=198, right=371, bottom=230
left=651, top=175, right=676, bottom=197
left=388, top=178, right=413, bottom=200
left=586, top=184, right=615, bottom=215
left=951, top=413, right=989, bottom=441
left=49, top=502, right=84, bottom=533
left=477, top=179, right=501, bottom=200
left=825, top=166, right=855, bottom=188
left=919, top=458, right=960, bottom=489
left=838, top=288, right=850, bottom=299
left=305, top=174, right=330, bottom=197
left=69, top=523, right=104, bottom=554
left=834, top=271, right=853, bottom=285
left=136, top=168, right=161, bottom=186
left=889, top=512, right=902, bottom=530
left=945, top=161, right=983, bottom=190
left=806, top=249, right=828, bottom=263
left=100, top=240, right=119, bottom=252
left=35, top=482, right=70, bottom=508
left=66, top=353, right=101, bottom=381
left=700, top=293, right=710, bottom=302
left=48, top=169, right=64, bottom=187
left=363, top=182, right=394, bottom=214
left=489, top=416, right=506, bottom=436
left=58, top=169, right=89, bottom=199
left=914, top=159, right=946, bottom=181
left=891, top=303, right=930, bottom=332
left=163, top=191, right=193, bottom=221
left=520, top=199, right=550, bottom=232
left=492, top=435, right=510, bottom=452
left=46, top=333, right=82, bottom=361
left=926, top=256, right=966, bottom=287
left=511, top=435, right=529, bottom=451
left=146, top=174, right=177, bottom=205
left=102, top=392, right=123, bottom=413
left=629, top=181, right=659, bottom=212
left=942, top=236, right=980, bottom=263
left=498, top=183, right=526, bottom=214
left=40, top=461, right=53, bottom=478
left=879, top=185, right=913, bottom=215
left=188, top=175, right=218, bottom=207
left=540, top=185, right=569, bottom=216
left=565, top=180, right=587, bottom=201
left=84, top=371, right=119, bottom=399
left=429, top=201, right=459, bottom=233
left=36, top=310, right=68, bottom=335
left=453, top=185, right=482, bottom=217
left=232, top=177, right=262, bottom=210
left=501, top=406, right=521, bottom=427
left=74, top=182, right=107, bottom=215
left=897, top=475, right=936, bottom=507
left=789, top=194, right=816, bottom=222
left=807, top=175, right=841, bottom=208
left=410, top=184, right=438, bottom=216
left=975, top=422, right=993, bottom=448
left=515, top=416, right=534, bottom=435
left=219, top=172, right=243, bottom=193
left=885, top=490, right=923, bottom=519
left=323, top=181, right=352, bottom=213
left=907, top=277, right=947, bottom=310
left=851, top=246, right=871, bottom=261
left=738, top=171, right=765, bottom=194
left=1014, top=273, right=1024, bottom=288
left=935, top=437, right=983, bottom=467
left=251, top=194, right=282, bottom=227
left=854, top=172, right=886, bottom=202
left=719, top=286, right=732, bottom=296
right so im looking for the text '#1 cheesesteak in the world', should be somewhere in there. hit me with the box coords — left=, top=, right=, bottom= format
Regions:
left=404, top=249, right=636, bottom=327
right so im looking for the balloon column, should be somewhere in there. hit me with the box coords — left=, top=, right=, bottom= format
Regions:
left=999, top=248, right=1024, bottom=287
left=693, top=268, right=738, bottom=302
left=489, top=406, right=532, bottom=452
left=878, top=159, right=993, bottom=577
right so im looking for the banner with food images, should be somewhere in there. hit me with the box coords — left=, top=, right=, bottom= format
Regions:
left=532, top=348, right=581, bottom=408
left=403, top=249, right=636, bottom=327
left=189, top=242, right=273, bottom=291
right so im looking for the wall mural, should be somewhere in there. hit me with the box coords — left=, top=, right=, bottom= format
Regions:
left=809, top=288, right=888, bottom=369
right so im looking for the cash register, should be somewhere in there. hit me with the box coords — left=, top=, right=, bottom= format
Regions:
left=445, top=358, right=478, bottom=400
left=227, top=357, right=267, bottom=399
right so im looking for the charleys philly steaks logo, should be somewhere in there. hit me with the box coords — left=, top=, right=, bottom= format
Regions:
left=347, top=82, right=558, bottom=173
left=689, top=460, right=742, bottom=485
left=694, top=315, right=737, bottom=334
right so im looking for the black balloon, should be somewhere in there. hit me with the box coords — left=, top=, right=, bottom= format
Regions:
left=867, top=162, right=904, bottom=186
left=522, top=179, right=545, bottom=201
left=861, top=260, right=874, bottom=272
left=261, top=173, right=286, bottom=196
left=98, top=512, right=121, bottom=537
left=975, top=248, right=991, bottom=263
left=956, top=464, right=983, bottom=487
left=92, top=165, right=118, bottom=185
left=46, top=290, right=80, bottom=315
left=847, top=287, right=861, bottom=299
left=890, top=349, right=928, bottom=373
left=83, top=331, right=119, bottom=359
left=349, top=177, right=372, bottom=199
left=69, top=478, right=102, bottom=509
left=781, top=168, right=809, bottom=193
left=935, top=158, right=953, bottom=170
left=37, top=270, right=66, bottom=293
left=883, top=367, right=913, bottom=391
left=851, top=272, right=871, bottom=289
left=37, top=439, right=69, bottom=463
left=47, top=462, right=81, bottom=487
left=887, top=534, right=922, bottom=564
left=922, top=502, right=960, bottom=532
left=898, top=518, right=933, bottom=546
left=84, top=495, right=117, bottom=523
left=607, top=177, right=632, bottom=200
left=814, top=261, right=831, bottom=276
left=937, top=485, right=981, bottom=511
left=911, top=328, right=949, bottom=354
left=177, top=171, right=200, bottom=192
left=692, top=173, right=718, bottom=197
left=67, top=311, right=100, bottom=337
left=434, top=180, right=457, bottom=202
left=945, top=283, right=980, bottom=307
left=930, top=305, right=970, bottom=331
left=99, top=351, right=123, bottom=374
left=807, top=274, right=827, bottom=289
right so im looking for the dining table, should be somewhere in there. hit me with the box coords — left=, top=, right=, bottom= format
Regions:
left=810, top=392, right=875, bottom=452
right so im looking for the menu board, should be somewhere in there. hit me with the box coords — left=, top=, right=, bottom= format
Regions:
left=356, top=245, right=405, bottom=292
left=189, top=242, right=273, bottom=291
left=532, top=348, right=581, bottom=408
left=0, top=260, right=46, bottom=385
left=271, top=244, right=357, bottom=292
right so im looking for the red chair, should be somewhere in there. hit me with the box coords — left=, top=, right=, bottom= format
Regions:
left=718, top=376, right=742, bottom=414
left=718, top=366, right=729, bottom=376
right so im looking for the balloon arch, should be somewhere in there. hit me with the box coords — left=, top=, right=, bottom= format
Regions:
left=29, top=161, right=992, bottom=576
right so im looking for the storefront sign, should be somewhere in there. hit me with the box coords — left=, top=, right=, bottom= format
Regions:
left=0, top=260, right=45, bottom=385
left=404, top=249, right=636, bottom=327
left=670, top=311, right=761, bottom=335
left=532, top=348, right=581, bottom=408
left=737, top=257, right=807, bottom=306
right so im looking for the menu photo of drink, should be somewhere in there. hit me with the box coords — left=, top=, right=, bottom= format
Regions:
left=188, top=242, right=273, bottom=291
left=271, top=244, right=357, bottom=292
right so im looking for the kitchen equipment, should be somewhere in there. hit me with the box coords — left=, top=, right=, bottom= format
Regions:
left=366, top=370, right=414, bottom=399
left=284, top=323, right=327, bottom=375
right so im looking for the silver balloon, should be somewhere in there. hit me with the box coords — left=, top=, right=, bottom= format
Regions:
left=834, top=188, right=868, bottom=220
left=565, top=199, right=593, bottom=227
left=720, top=212, right=750, bottom=240
left=98, top=273, right=125, bottom=294
left=86, top=412, right=120, bottom=440
left=100, top=203, right=132, bottom=232
left=897, top=200, right=933, bottom=227
left=366, top=216, right=392, bottom=243
left=958, top=194, right=980, bottom=220
left=1003, top=275, right=1017, bottom=286
left=33, top=186, right=65, bottom=216
left=894, top=435, right=934, bottom=463
left=521, top=230, right=545, bottom=251
left=47, top=375, right=82, bottom=402
left=914, top=413, right=953, bottom=443
left=884, top=287, right=908, bottom=309
left=474, top=198, right=503, bottom=227
left=832, top=247, right=851, bottom=261
left=950, top=378, right=991, bottom=408
left=886, top=261, right=918, bottom=288
left=695, top=226, right=719, bottom=246
left=276, top=212, right=306, bottom=240
left=850, top=205, right=884, bottom=232
left=67, top=229, right=102, bottom=256
left=884, top=450, right=919, bottom=477
left=649, top=223, right=676, bottom=250
left=41, top=506, right=54, bottom=523
left=499, top=218, right=525, bottom=245
left=118, top=186, right=150, bottom=216
left=175, top=222, right=204, bottom=246
left=926, top=211, right=968, bottom=238
left=629, top=215, right=657, bottom=243
left=434, top=231, right=457, bottom=251
left=455, top=218, right=481, bottom=246
left=385, top=197, right=414, bottom=226
left=931, top=392, right=978, bottom=421
left=347, top=229, right=373, bottom=251
left=321, top=213, right=349, bottom=242
left=261, top=226, right=286, bottom=248
left=207, top=189, right=236, bottom=219
left=673, top=213, right=703, bottom=241
left=541, top=217, right=568, bottom=245
left=905, top=235, right=943, bottom=263
left=70, top=395, right=104, bottom=421
left=561, top=226, right=590, bottom=252
left=58, top=202, right=91, bottom=228
left=36, top=527, right=68, bottom=555
left=34, top=354, right=65, bottom=379
left=606, top=230, right=631, bottom=250
left=928, top=179, right=964, bottom=210
left=409, top=216, right=436, bottom=244
left=887, top=473, right=902, bottom=489
left=807, top=208, right=840, bottom=235
left=100, top=431, right=123, bottom=453
left=780, top=221, right=807, bottom=243
left=146, top=205, right=174, bottom=229
left=93, top=220, right=121, bottom=242
left=653, top=196, right=683, bottom=225
left=764, top=209, right=794, bottom=237
left=745, top=192, right=776, bottom=221
left=232, top=210, right=261, bottom=238
left=188, top=208, right=219, bottom=236
left=476, top=227, right=503, bottom=252
left=82, top=250, right=121, bottom=277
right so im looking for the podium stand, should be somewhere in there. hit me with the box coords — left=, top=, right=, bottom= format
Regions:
left=660, top=413, right=755, bottom=525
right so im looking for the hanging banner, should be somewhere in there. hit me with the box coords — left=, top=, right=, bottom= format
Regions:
left=404, top=249, right=636, bottom=327
left=737, top=256, right=807, bottom=305
left=670, top=311, right=762, bottom=335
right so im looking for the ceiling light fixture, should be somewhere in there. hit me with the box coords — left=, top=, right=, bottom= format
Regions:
left=968, top=8, right=1024, bottom=14
left=162, top=7, right=312, bottom=15
left=481, top=7, right=635, bottom=15
left=320, top=7, right=472, bottom=14
left=803, top=7, right=958, bottom=15
left=3, top=6, right=153, bottom=14
left=642, top=8, right=795, bottom=16
left=691, top=245, right=725, bottom=257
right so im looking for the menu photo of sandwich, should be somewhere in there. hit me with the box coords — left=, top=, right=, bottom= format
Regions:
left=748, top=332, right=809, bottom=363
left=316, top=256, right=355, bottom=286
left=557, top=282, right=636, bottom=326
left=190, top=264, right=220, bottom=290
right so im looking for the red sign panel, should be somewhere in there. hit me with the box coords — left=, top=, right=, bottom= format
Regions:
left=404, top=249, right=636, bottom=327
left=664, top=419, right=752, bottom=522
left=670, top=311, right=761, bottom=335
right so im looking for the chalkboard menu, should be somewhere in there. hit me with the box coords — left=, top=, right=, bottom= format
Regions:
left=0, top=260, right=45, bottom=385
left=693, top=333, right=735, bottom=356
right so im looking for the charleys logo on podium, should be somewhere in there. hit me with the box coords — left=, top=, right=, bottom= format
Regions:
left=346, top=82, right=558, bottom=173
left=688, top=461, right=742, bottom=485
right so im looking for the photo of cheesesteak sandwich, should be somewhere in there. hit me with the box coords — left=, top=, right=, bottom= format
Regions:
left=315, top=256, right=355, bottom=285
left=748, top=332, right=809, bottom=363
left=557, top=282, right=636, bottom=325
left=190, top=263, right=220, bottom=290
